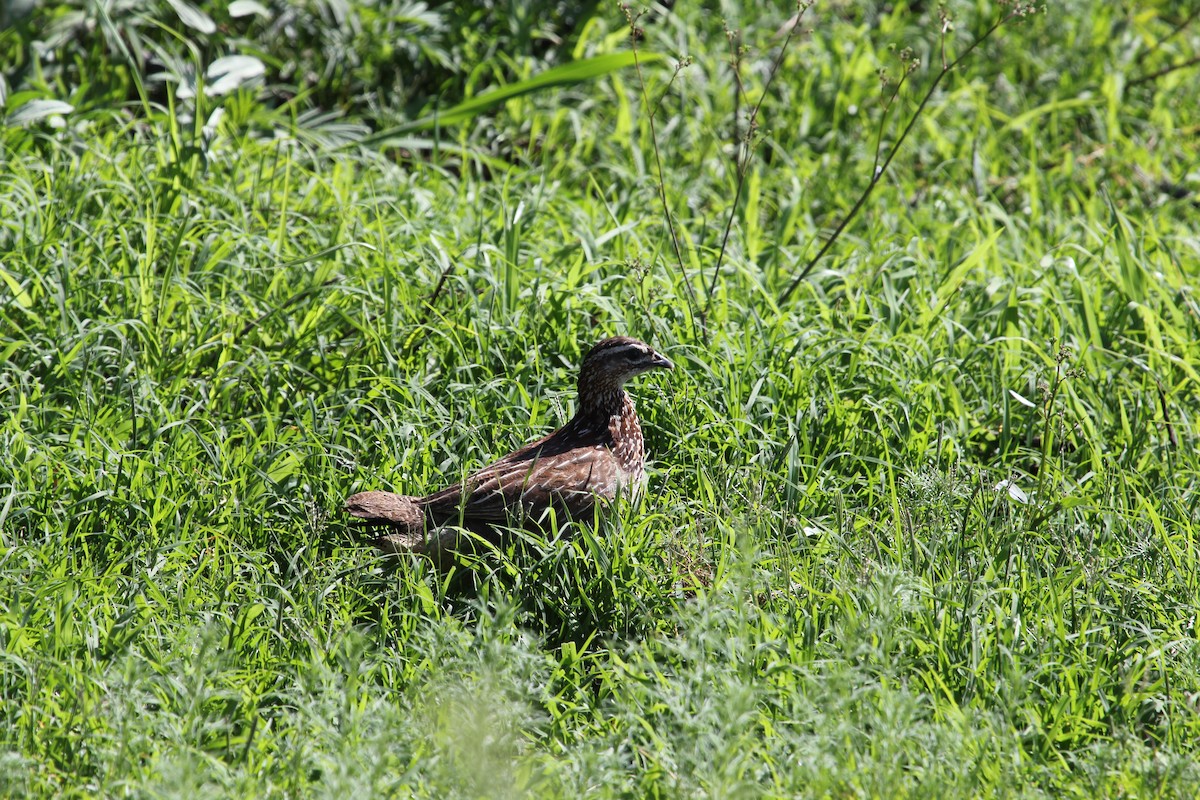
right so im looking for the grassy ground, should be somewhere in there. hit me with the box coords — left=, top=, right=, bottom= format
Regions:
left=3, top=0, right=1200, bottom=797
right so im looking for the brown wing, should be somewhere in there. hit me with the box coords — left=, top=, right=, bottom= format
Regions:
left=417, top=426, right=622, bottom=526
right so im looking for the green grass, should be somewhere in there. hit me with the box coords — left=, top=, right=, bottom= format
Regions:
left=3, top=0, right=1200, bottom=796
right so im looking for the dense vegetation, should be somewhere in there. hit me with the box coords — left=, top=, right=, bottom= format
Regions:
left=3, top=0, right=1199, bottom=796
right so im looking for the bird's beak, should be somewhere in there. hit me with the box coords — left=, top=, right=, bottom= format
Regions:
left=650, top=351, right=674, bottom=371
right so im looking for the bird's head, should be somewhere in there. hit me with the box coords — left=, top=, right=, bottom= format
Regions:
left=577, top=336, right=673, bottom=410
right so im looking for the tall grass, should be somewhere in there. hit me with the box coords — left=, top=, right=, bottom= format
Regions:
left=2, top=0, right=1199, bottom=797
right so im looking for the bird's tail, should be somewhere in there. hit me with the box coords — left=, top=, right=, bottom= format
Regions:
left=344, top=490, right=428, bottom=550
left=345, top=490, right=423, bottom=526
left=345, top=490, right=477, bottom=560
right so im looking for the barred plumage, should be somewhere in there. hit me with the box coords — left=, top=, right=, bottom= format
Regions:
left=345, top=336, right=673, bottom=558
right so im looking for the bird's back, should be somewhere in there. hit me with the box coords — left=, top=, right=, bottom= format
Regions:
left=417, top=404, right=642, bottom=528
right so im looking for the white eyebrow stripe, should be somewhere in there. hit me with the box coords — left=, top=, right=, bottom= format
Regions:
left=593, top=343, right=644, bottom=359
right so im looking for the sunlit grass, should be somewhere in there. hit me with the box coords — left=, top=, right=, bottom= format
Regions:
left=2, top=1, right=1199, bottom=797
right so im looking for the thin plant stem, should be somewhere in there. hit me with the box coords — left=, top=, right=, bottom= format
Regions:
left=1134, top=6, right=1200, bottom=66
left=778, top=10, right=1021, bottom=305
left=704, top=4, right=810, bottom=320
left=625, top=6, right=703, bottom=341
left=1129, top=52, right=1200, bottom=88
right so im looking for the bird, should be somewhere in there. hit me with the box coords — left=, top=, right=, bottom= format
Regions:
left=345, top=336, right=674, bottom=558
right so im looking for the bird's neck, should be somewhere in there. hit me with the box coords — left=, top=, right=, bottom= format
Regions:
left=576, top=373, right=631, bottom=422
left=571, top=380, right=644, bottom=472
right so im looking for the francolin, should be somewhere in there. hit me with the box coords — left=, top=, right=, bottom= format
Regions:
left=346, top=336, right=673, bottom=557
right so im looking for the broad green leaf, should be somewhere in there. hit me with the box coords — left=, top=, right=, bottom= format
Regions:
left=228, top=0, right=269, bottom=17
left=165, top=0, right=216, bottom=34
left=0, top=265, right=33, bottom=308
left=361, top=51, right=664, bottom=146
left=8, top=99, right=73, bottom=125
left=919, top=227, right=1005, bottom=329
left=207, top=55, right=266, bottom=96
